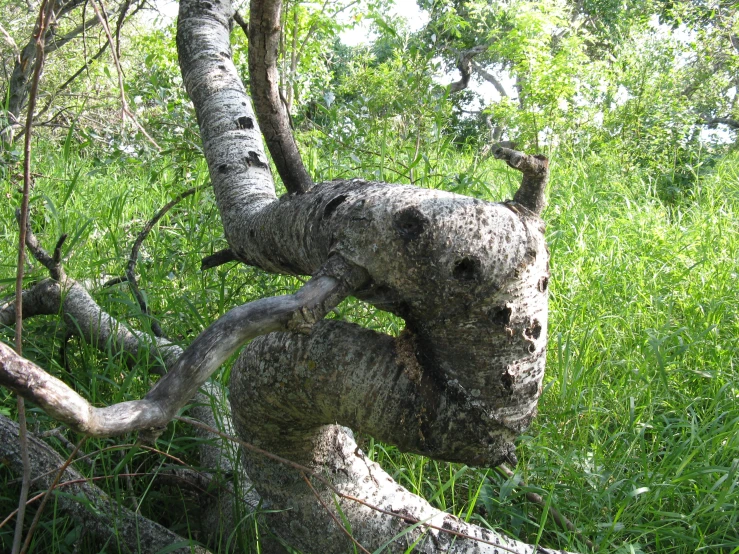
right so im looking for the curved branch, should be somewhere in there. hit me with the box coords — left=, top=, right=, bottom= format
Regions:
left=0, top=257, right=368, bottom=440
left=448, top=45, right=489, bottom=94
left=0, top=277, right=181, bottom=370
left=494, top=146, right=549, bottom=215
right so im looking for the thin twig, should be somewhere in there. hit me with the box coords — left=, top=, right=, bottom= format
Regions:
left=114, top=0, right=133, bottom=59
left=89, top=0, right=161, bottom=150
left=39, top=427, right=93, bottom=466
left=30, top=43, right=109, bottom=126
left=15, top=211, right=67, bottom=281
left=126, top=187, right=199, bottom=337
left=20, top=437, right=86, bottom=554
left=301, top=472, right=372, bottom=554
left=13, top=1, right=54, bottom=552
left=496, top=464, right=595, bottom=550
left=102, top=275, right=128, bottom=287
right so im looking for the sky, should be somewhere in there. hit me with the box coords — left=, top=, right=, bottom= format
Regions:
left=338, top=1, right=429, bottom=46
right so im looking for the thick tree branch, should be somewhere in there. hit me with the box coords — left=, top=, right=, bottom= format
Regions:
left=0, top=256, right=368, bottom=439
left=178, top=0, right=550, bottom=468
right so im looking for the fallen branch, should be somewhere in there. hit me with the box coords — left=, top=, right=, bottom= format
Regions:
left=0, top=415, right=211, bottom=554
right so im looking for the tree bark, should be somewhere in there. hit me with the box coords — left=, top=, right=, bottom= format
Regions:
left=1, top=0, right=564, bottom=550
left=176, top=0, right=557, bottom=550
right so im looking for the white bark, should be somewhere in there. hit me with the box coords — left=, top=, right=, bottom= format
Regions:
left=175, top=0, right=565, bottom=550
left=0, top=265, right=364, bottom=439
left=0, top=0, right=573, bottom=550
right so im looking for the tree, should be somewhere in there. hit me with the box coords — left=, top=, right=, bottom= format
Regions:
left=1, top=0, right=148, bottom=146
left=0, top=0, right=566, bottom=552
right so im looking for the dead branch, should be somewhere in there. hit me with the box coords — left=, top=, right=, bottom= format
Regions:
left=89, top=0, right=161, bottom=150
left=126, top=187, right=199, bottom=338
left=448, top=45, right=489, bottom=93
left=0, top=256, right=369, bottom=440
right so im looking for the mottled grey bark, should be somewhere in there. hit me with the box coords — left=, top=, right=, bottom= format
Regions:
left=0, top=263, right=363, bottom=438
left=229, top=420, right=567, bottom=554
left=1, top=0, right=563, bottom=550
left=176, top=0, right=559, bottom=551
left=0, top=415, right=211, bottom=554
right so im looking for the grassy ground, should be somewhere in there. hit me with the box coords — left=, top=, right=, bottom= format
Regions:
left=1, top=136, right=738, bottom=553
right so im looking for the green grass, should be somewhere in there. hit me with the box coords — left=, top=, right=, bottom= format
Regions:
left=2, top=132, right=739, bottom=553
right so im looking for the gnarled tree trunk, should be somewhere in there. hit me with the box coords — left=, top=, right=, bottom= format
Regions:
left=177, top=0, right=554, bottom=550
left=1, top=0, right=566, bottom=551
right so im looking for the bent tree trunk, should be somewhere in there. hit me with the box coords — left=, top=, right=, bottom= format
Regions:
left=177, top=0, right=554, bottom=551
left=0, top=0, right=560, bottom=550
